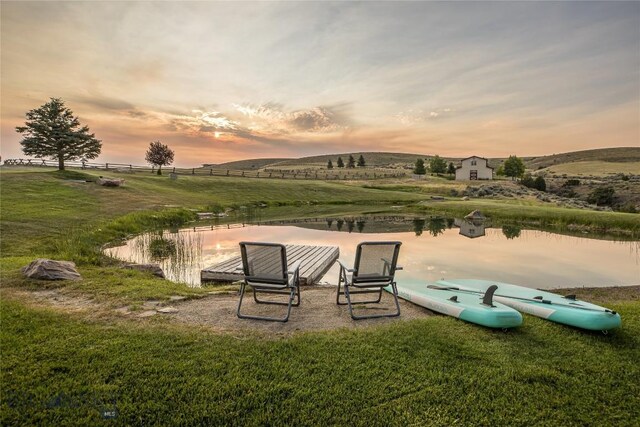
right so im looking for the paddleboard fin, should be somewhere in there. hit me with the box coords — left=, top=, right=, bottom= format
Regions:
left=449, top=296, right=459, bottom=303
left=564, top=294, right=577, bottom=300
left=482, top=285, right=498, bottom=307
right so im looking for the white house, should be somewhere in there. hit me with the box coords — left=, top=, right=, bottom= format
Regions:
left=455, top=156, right=493, bottom=181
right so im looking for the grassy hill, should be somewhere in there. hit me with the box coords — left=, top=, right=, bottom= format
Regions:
left=209, top=147, right=640, bottom=172
left=526, top=147, right=640, bottom=170
left=205, top=157, right=291, bottom=170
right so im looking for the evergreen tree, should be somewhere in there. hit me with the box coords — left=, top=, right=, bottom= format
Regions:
left=447, top=162, right=456, bottom=175
left=504, top=155, right=525, bottom=180
left=145, top=141, right=174, bottom=175
left=413, top=158, right=426, bottom=175
left=347, top=154, right=356, bottom=168
left=327, top=160, right=333, bottom=169
left=357, top=155, right=366, bottom=167
left=429, top=155, right=447, bottom=174
left=16, top=98, right=102, bottom=170
left=337, top=157, right=344, bottom=168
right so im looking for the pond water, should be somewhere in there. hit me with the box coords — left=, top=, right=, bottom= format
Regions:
left=105, top=217, right=640, bottom=290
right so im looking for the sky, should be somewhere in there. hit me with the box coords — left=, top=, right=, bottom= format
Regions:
left=1, top=1, right=639, bottom=166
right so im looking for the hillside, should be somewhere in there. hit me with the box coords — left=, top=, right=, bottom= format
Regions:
left=205, top=157, right=291, bottom=170
left=207, top=147, right=639, bottom=172
left=526, top=147, right=640, bottom=170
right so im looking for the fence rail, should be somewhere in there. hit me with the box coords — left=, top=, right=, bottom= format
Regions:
left=1, top=158, right=407, bottom=180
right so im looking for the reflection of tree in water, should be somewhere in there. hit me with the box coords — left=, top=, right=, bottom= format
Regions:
left=326, top=219, right=333, bottom=229
left=346, top=220, right=355, bottom=233
left=428, top=218, right=446, bottom=237
left=336, top=219, right=344, bottom=231
left=356, top=221, right=366, bottom=233
left=413, top=218, right=425, bottom=236
left=502, top=225, right=522, bottom=239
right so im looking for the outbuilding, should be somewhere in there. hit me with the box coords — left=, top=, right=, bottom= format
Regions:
left=455, top=156, right=493, bottom=181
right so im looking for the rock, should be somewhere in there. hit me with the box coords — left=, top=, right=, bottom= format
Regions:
left=169, top=296, right=187, bottom=301
left=138, top=310, right=157, bottom=318
left=97, top=177, right=125, bottom=187
left=157, top=307, right=178, bottom=314
left=430, top=195, right=445, bottom=200
left=22, top=259, right=81, bottom=281
left=123, top=263, right=165, bottom=278
left=461, top=196, right=469, bottom=201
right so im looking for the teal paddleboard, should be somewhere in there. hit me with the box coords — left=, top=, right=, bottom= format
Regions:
left=436, top=279, right=622, bottom=332
left=386, top=281, right=522, bottom=329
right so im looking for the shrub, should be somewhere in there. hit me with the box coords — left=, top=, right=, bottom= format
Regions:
left=563, top=179, right=581, bottom=187
left=534, top=176, right=546, bottom=191
left=587, top=186, right=616, bottom=206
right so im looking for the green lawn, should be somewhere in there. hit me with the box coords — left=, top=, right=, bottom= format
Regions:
left=1, top=167, right=639, bottom=425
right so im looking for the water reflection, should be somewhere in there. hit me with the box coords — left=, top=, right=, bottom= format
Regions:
left=105, top=217, right=640, bottom=289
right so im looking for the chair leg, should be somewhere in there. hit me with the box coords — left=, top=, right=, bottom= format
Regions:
left=237, top=283, right=297, bottom=322
left=345, top=283, right=401, bottom=320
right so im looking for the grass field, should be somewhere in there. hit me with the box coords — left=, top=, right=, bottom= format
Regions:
left=543, top=161, right=640, bottom=176
left=1, top=167, right=639, bottom=425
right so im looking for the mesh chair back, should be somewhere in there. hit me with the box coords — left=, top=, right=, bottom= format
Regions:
left=239, top=242, right=288, bottom=285
left=353, top=241, right=402, bottom=283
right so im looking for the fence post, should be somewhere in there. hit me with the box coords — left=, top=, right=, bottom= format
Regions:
left=226, top=170, right=229, bottom=176
left=130, top=164, right=133, bottom=171
left=106, top=163, right=109, bottom=170
left=173, top=167, right=176, bottom=173
left=210, top=168, right=213, bottom=176
left=257, top=172, right=260, bottom=178
left=151, top=166, right=155, bottom=174
left=192, top=168, right=195, bottom=175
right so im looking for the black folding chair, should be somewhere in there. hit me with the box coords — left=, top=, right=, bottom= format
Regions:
left=237, top=242, right=301, bottom=322
left=336, top=241, right=402, bottom=320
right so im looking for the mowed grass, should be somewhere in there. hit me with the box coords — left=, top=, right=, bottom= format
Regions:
left=2, top=297, right=639, bottom=426
left=1, top=167, right=640, bottom=425
left=0, top=168, right=423, bottom=256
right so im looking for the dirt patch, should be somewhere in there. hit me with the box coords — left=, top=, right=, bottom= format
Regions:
left=170, top=286, right=433, bottom=335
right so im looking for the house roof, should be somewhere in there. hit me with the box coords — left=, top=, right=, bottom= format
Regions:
left=456, top=156, right=494, bottom=169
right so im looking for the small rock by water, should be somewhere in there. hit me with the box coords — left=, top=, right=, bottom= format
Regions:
left=22, top=259, right=81, bottom=281
left=122, top=263, right=165, bottom=278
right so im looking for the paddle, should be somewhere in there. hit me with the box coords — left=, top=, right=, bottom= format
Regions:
left=427, top=285, right=618, bottom=315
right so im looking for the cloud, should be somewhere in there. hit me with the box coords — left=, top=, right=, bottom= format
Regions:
left=233, top=103, right=352, bottom=133
left=395, top=108, right=454, bottom=125
left=72, top=94, right=135, bottom=111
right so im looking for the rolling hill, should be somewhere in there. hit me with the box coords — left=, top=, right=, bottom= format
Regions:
left=209, top=147, right=640, bottom=172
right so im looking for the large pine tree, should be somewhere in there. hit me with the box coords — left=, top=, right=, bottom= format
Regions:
left=16, top=98, right=101, bottom=170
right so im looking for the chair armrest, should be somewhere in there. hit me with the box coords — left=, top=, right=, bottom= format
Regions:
left=287, top=260, right=302, bottom=275
left=336, top=259, right=355, bottom=272
left=395, top=265, right=403, bottom=271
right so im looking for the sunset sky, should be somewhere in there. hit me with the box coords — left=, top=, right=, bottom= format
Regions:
left=1, top=1, right=639, bottom=166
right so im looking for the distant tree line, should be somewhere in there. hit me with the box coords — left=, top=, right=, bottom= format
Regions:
left=327, top=154, right=366, bottom=169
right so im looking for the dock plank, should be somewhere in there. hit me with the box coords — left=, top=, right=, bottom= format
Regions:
left=201, top=244, right=339, bottom=285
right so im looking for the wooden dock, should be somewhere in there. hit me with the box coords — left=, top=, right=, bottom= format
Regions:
left=201, top=244, right=339, bottom=285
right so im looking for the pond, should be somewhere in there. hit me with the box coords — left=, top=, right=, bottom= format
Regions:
left=105, top=216, right=640, bottom=290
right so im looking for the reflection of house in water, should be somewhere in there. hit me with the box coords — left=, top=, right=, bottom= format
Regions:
left=453, top=218, right=486, bottom=239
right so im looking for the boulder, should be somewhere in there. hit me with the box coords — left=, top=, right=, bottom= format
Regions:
left=122, top=263, right=165, bottom=278
left=22, top=259, right=81, bottom=281
left=97, top=177, right=125, bottom=187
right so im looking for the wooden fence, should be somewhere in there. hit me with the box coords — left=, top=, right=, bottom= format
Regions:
left=2, top=158, right=407, bottom=180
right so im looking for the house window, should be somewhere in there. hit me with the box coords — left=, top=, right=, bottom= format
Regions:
left=471, top=160, right=477, bottom=166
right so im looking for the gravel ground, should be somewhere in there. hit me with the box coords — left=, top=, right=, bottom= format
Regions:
left=170, top=286, right=433, bottom=335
